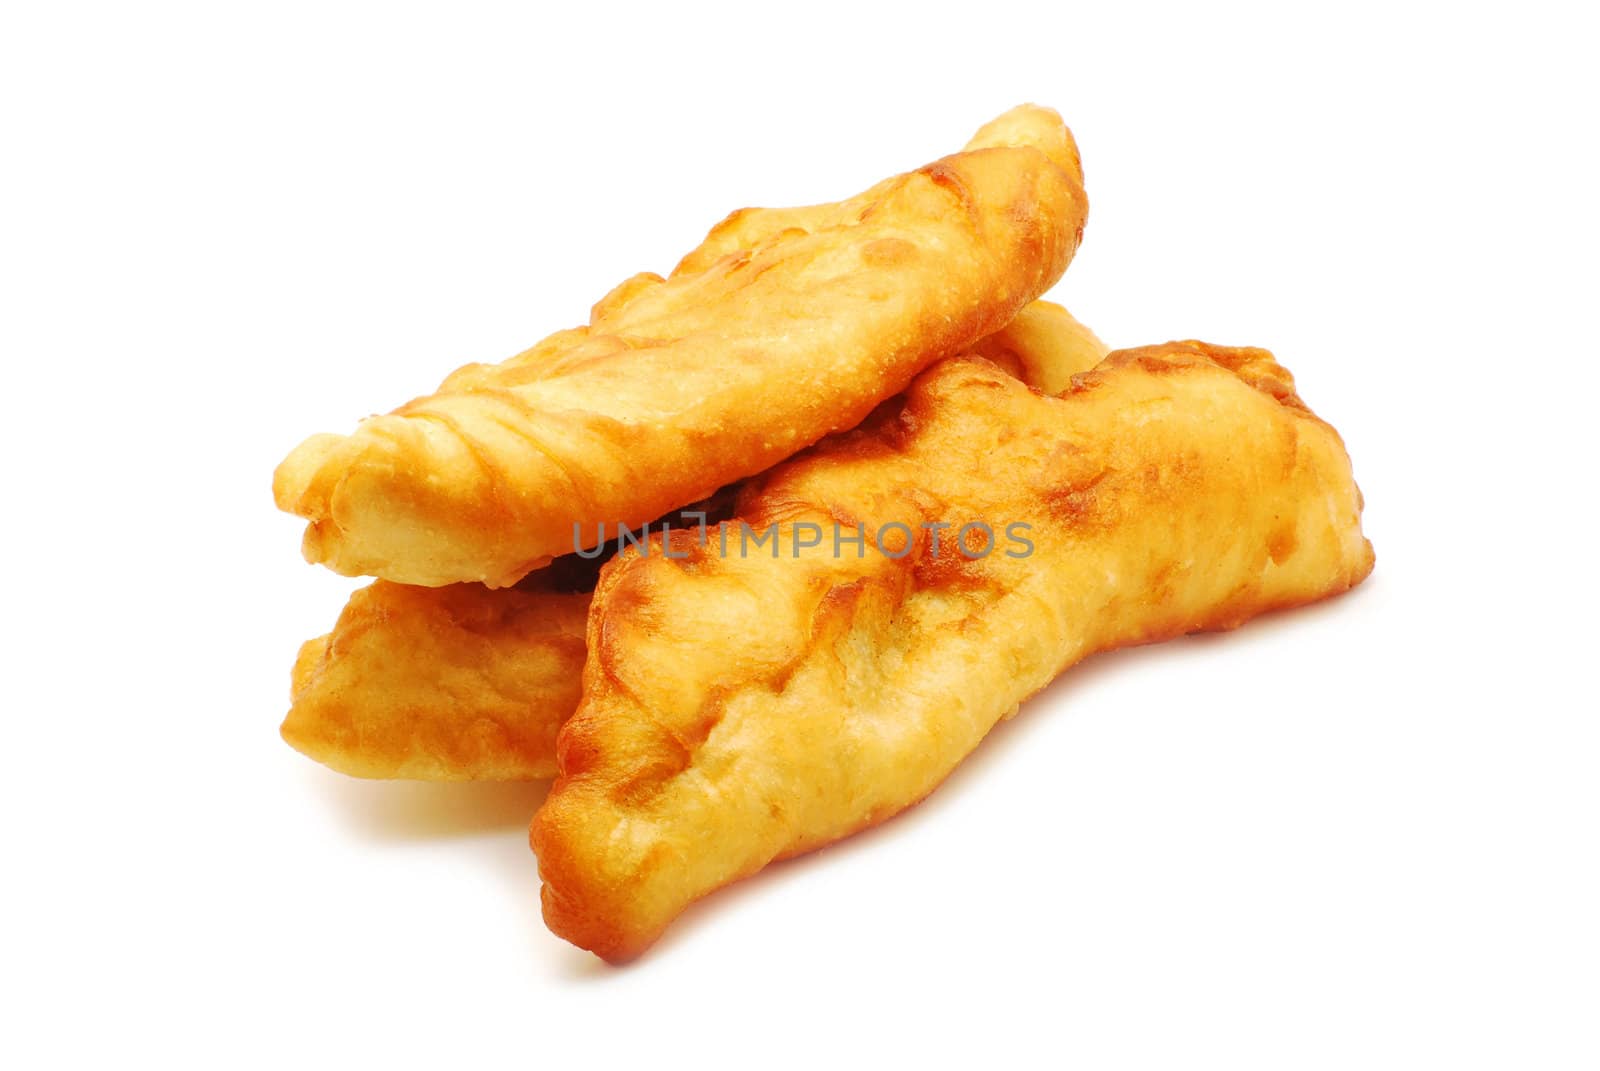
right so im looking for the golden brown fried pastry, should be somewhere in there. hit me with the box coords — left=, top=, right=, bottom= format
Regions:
left=273, top=104, right=1088, bottom=588
left=532, top=344, right=1374, bottom=961
left=280, top=303, right=1107, bottom=781
left=282, top=577, right=588, bottom=780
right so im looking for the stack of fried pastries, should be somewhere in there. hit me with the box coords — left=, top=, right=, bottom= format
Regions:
left=274, top=105, right=1373, bottom=962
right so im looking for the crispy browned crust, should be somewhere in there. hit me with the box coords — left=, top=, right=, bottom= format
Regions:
left=281, top=578, right=588, bottom=780
left=278, top=304, right=1107, bottom=781
left=531, top=344, right=1374, bottom=961
left=273, top=105, right=1088, bottom=587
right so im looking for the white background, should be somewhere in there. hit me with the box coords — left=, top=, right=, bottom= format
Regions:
left=4, top=2, right=1595, bottom=1067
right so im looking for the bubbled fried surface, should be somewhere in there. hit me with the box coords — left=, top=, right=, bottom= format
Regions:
left=273, top=105, right=1088, bottom=588
left=532, top=345, right=1374, bottom=961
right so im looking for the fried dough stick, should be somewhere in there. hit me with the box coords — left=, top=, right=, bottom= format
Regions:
left=274, top=105, right=1087, bottom=588
left=284, top=578, right=587, bottom=781
left=532, top=344, right=1374, bottom=960
left=281, top=304, right=1106, bottom=780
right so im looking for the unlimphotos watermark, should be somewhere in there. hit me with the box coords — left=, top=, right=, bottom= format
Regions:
left=573, top=516, right=1034, bottom=560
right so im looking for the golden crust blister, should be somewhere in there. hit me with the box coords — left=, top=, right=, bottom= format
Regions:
left=273, top=105, right=1088, bottom=588
left=280, top=301, right=1108, bottom=782
left=532, top=345, right=1373, bottom=961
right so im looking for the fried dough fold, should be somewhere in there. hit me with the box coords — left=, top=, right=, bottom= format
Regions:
left=281, top=302, right=1107, bottom=780
left=273, top=105, right=1088, bottom=588
left=531, top=344, right=1374, bottom=960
